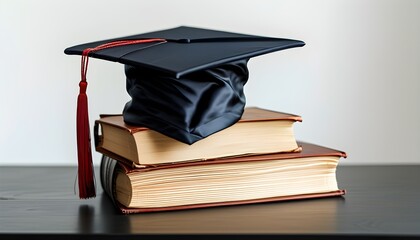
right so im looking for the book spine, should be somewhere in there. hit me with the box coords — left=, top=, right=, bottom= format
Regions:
left=94, top=120, right=102, bottom=149
left=99, top=155, right=118, bottom=205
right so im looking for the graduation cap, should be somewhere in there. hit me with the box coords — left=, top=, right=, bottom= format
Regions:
left=64, top=26, right=305, bottom=199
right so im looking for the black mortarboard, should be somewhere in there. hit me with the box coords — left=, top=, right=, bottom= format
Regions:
left=65, top=26, right=305, bottom=198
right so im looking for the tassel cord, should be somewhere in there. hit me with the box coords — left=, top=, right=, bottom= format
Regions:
left=76, top=38, right=166, bottom=199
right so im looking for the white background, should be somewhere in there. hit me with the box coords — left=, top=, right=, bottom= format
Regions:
left=0, top=0, right=419, bottom=166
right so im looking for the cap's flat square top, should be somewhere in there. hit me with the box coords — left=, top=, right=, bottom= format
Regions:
left=65, top=26, right=305, bottom=78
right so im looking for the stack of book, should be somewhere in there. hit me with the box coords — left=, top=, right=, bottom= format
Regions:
left=97, top=107, right=346, bottom=214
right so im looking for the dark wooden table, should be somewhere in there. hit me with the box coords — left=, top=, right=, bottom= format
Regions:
left=1, top=165, right=420, bottom=239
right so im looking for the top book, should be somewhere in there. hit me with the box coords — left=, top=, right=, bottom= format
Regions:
left=94, top=107, right=302, bottom=166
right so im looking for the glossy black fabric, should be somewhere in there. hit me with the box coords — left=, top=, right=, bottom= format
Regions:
left=123, top=59, right=249, bottom=144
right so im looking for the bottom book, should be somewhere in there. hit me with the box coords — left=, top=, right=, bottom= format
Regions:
left=100, top=141, right=347, bottom=214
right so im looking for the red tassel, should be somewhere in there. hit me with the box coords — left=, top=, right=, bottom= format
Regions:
left=76, top=39, right=166, bottom=199
left=77, top=80, right=96, bottom=199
